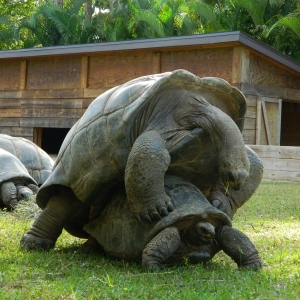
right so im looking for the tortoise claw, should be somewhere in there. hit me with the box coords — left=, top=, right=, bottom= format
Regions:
left=139, top=212, right=152, bottom=224
left=150, top=211, right=162, bottom=220
left=159, top=207, right=169, bottom=216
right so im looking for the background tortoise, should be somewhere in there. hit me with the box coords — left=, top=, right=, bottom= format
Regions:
left=21, top=69, right=262, bottom=250
left=84, top=175, right=262, bottom=271
left=0, top=148, right=38, bottom=210
left=0, top=134, right=54, bottom=186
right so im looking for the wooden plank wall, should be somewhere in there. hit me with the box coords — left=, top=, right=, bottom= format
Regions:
left=1, top=45, right=300, bottom=148
left=249, top=145, right=300, bottom=182
left=0, top=47, right=236, bottom=141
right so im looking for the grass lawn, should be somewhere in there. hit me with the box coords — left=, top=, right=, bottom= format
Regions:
left=1, top=181, right=299, bottom=299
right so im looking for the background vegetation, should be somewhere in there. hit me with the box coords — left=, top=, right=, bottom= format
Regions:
left=1, top=181, right=299, bottom=299
left=1, top=0, right=300, bottom=60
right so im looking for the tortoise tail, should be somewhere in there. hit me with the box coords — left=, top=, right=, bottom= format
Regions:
left=216, top=225, right=262, bottom=270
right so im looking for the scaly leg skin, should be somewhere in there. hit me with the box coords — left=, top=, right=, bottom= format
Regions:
left=20, top=187, right=84, bottom=251
left=216, top=226, right=262, bottom=270
left=125, top=131, right=174, bottom=223
left=1, top=182, right=18, bottom=210
left=142, top=226, right=180, bottom=271
left=209, top=146, right=263, bottom=219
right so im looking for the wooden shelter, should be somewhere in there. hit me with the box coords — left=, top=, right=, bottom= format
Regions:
left=0, top=31, right=300, bottom=181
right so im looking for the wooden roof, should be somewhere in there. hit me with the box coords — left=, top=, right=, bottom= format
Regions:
left=1, top=31, right=300, bottom=74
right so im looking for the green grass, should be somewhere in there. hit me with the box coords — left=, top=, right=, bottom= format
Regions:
left=1, top=182, right=300, bottom=299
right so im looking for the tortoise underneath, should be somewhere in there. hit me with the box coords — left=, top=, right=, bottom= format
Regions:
left=84, top=175, right=262, bottom=271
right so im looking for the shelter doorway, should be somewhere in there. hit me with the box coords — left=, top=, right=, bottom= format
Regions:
left=280, top=101, right=300, bottom=146
left=34, top=127, right=70, bottom=154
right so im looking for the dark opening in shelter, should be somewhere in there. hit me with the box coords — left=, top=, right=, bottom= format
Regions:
left=280, top=101, right=300, bottom=146
left=41, top=128, right=70, bottom=154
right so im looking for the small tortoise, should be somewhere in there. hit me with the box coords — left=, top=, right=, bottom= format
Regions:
left=0, top=134, right=54, bottom=186
left=0, top=148, right=38, bottom=210
left=21, top=69, right=262, bottom=251
left=84, top=175, right=262, bottom=270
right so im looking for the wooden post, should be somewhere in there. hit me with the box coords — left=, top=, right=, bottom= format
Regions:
left=153, top=52, right=161, bottom=74
left=81, top=56, right=89, bottom=88
left=231, top=46, right=250, bottom=84
left=256, top=98, right=261, bottom=145
left=20, top=60, right=27, bottom=90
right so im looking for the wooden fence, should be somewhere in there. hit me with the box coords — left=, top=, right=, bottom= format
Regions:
left=248, top=145, right=300, bottom=182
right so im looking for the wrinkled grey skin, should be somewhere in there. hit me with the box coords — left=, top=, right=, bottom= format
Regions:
left=0, top=149, right=39, bottom=210
left=20, top=69, right=261, bottom=251
left=83, top=175, right=262, bottom=271
left=0, top=134, right=54, bottom=186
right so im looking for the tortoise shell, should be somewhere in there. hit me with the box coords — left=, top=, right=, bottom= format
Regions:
left=0, top=134, right=54, bottom=186
left=36, top=69, right=246, bottom=209
left=84, top=175, right=232, bottom=261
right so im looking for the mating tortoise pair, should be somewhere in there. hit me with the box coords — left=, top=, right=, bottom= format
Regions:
left=0, top=134, right=54, bottom=210
left=20, top=70, right=263, bottom=269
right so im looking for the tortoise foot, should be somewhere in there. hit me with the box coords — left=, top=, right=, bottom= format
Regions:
left=131, top=192, right=174, bottom=223
left=239, top=255, right=263, bottom=270
left=20, top=233, right=55, bottom=251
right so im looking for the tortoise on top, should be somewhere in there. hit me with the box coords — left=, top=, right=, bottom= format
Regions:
left=21, top=69, right=260, bottom=251
left=0, top=148, right=38, bottom=210
left=0, top=134, right=54, bottom=186
left=84, top=175, right=262, bottom=271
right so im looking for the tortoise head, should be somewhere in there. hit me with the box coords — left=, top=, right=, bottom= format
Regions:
left=218, top=144, right=250, bottom=191
left=193, top=221, right=215, bottom=243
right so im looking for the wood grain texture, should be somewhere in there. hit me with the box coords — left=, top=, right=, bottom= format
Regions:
left=88, top=52, right=154, bottom=88
left=248, top=145, right=300, bottom=182
left=161, top=48, right=233, bottom=82
left=249, top=52, right=300, bottom=88
left=241, top=83, right=300, bottom=101
left=20, top=117, right=78, bottom=128
left=26, top=57, right=81, bottom=89
left=0, top=60, right=20, bottom=90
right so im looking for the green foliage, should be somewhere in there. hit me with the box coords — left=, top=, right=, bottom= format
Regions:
left=0, top=0, right=36, bottom=49
left=2, top=0, right=300, bottom=62
left=0, top=182, right=300, bottom=299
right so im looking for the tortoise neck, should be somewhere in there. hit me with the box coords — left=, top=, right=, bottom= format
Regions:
left=192, top=104, right=242, bottom=152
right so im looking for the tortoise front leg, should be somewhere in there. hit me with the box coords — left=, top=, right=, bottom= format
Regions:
left=125, top=130, right=173, bottom=222
left=215, top=226, right=262, bottom=270
left=20, top=187, right=84, bottom=251
left=142, top=226, right=180, bottom=271
left=1, top=182, right=18, bottom=210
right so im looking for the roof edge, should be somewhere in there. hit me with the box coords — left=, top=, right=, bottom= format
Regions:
left=1, top=31, right=300, bottom=74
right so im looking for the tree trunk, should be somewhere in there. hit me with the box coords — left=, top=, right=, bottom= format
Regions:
left=53, top=0, right=63, bottom=9
left=85, top=1, right=93, bottom=20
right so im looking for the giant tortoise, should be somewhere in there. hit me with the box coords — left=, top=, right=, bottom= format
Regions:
left=84, top=175, right=262, bottom=270
left=20, top=69, right=262, bottom=250
left=0, top=134, right=54, bottom=186
left=0, top=148, right=38, bottom=210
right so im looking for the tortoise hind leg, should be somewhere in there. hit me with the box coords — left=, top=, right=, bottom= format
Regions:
left=1, top=182, right=18, bottom=210
left=215, top=226, right=262, bottom=270
left=20, top=187, right=85, bottom=251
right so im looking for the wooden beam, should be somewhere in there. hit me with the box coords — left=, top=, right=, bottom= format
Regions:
left=33, top=128, right=42, bottom=147
left=241, top=83, right=300, bottom=102
left=20, top=60, right=27, bottom=89
left=81, top=56, right=88, bottom=88
left=231, top=46, right=250, bottom=84
left=152, top=52, right=161, bottom=74
left=261, top=100, right=271, bottom=145
left=277, top=99, right=282, bottom=145
left=256, top=98, right=261, bottom=144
